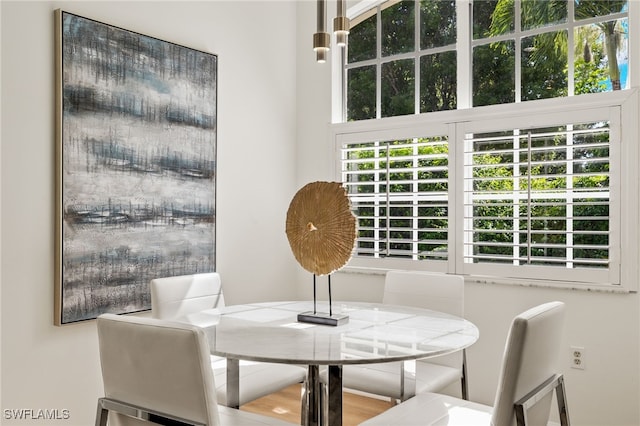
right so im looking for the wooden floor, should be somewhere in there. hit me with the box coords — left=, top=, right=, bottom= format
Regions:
left=241, top=384, right=394, bottom=425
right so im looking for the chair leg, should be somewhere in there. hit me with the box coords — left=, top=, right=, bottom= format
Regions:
left=555, top=375, right=571, bottom=426
left=461, top=348, right=469, bottom=400
left=300, top=378, right=309, bottom=426
left=515, top=374, right=569, bottom=426
left=301, top=365, right=323, bottom=426
left=95, top=399, right=108, bottom=426
left=321, top=381, right=329, bottom=426
left=96, top=398, right=204, bottom=426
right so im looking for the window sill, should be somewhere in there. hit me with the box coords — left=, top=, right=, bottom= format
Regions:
left=338, top=266, right=635, bottom=294
left=465, top=275, right=634, bottom=294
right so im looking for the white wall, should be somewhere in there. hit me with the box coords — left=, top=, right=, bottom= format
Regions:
left=293, top=0, right=339, bottom=300
left=1, top=1, right=299, bottom=425
left=293, top=1, right=640, bottom=425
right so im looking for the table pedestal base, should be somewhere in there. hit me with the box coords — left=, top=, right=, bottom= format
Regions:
left=302, top=365, right=342, bottom=426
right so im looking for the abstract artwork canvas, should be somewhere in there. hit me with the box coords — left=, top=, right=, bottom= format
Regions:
left=54, top=10, right=217, bottom=325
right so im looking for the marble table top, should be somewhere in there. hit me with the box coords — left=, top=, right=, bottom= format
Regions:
left=177, top=300, right=479, bottom=366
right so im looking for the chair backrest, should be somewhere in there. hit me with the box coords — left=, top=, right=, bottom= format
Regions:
left=383, top=270, right=464, bottom=316
left=151, top=273, right=224, bottom=320
left=96, top=313, right=220, bottom=426
left=491, top=301, right=566, bottom=426
left=383, top=270, right=465, bottom=370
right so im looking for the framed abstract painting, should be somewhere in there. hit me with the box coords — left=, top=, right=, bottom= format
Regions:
left=54, top=10, right=217, bottom=325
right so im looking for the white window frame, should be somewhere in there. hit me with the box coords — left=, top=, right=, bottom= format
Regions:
left=332, top=90, right=639, bottom=291
left=331, top=0, right=639, bottom=291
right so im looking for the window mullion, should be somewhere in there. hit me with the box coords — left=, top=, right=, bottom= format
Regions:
left=375, top=142, right=383, bottom=258
left=515, top=0, right=522, bottom=103
left=414, top=0, right=421, bottom=115
left=376, top=5, right=382, bottom=120
left=451, top=122, right=462, bottom=275
left=567, top=0, right=575, bottom=97
left=567, top=124, right=574, bottom=267
left=526, top=131, right=532, bottom=264
left=461, top=127, right=474, bottom=272
left=413, top=140, right=419, bottom=259
left=458, top=0, right=472, bottom=109
left=513, top=130, right=521, bottom=266
left=385, top=141, right=390, bottom=256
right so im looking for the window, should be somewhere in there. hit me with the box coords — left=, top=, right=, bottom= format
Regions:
left=334, top=0, right=637, bottom=289
left=472, top=0, right=629, bottom=104
left=343, top=0, right=629, bottom=120
left=346, top=1, right=458, bottom=120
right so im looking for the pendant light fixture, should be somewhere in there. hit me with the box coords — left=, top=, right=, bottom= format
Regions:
left=313, top=0, right=350, bottom=63
left=313, top=0, right=330, bottom=63
left=333, top=0, right=349, bottom=47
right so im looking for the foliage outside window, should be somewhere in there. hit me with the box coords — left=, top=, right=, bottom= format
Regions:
left=473, top=0, right=628, bottom=105
left=347, top=0, right=458, bottom=120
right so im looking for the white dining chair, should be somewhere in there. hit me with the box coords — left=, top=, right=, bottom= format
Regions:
left=360, top=301, right=569, bottom=426
left=150, top=272, right=226, bottom=320
left=95, top=313, right=295, bottom=426
left=333, top=270, right=468, bottom=402
left=150, top=273, right=307, bottom=407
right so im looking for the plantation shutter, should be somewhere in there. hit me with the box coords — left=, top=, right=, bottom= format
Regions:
left=341, top=136, right=449, bottom=261
left=462, top=114, right=617, bottom=284
left=337, top=104, right=623, bottom=286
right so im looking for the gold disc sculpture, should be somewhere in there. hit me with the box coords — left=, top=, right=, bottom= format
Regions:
left=286, top=181, right=356, bottom=275
left=286, top=181, right=356, bottom=326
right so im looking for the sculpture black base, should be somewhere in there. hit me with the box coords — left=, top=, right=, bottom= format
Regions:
left=297, top=311, right=349, bottom=326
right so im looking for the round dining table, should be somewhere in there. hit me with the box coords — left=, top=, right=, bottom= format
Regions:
left=177, top=300, right=479, bottom=426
